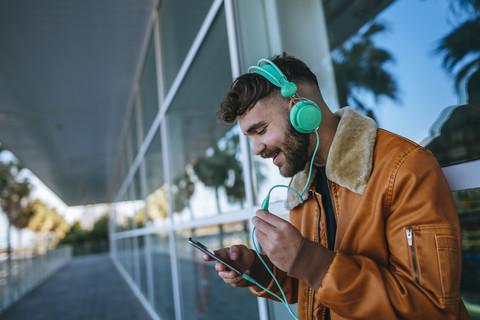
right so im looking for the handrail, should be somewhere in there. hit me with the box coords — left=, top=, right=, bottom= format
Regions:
left=0, top=246, right=72, bottom=313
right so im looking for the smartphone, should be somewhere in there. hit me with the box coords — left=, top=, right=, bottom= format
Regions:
left=188, top=238, right=243, bottom=275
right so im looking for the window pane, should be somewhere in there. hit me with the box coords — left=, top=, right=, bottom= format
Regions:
left=138, top=236, right=148, bottom=300
left=454, top=188, right=480, bottom=312
left=166, top=7, right=245, bottom=221
left=158, top=0, right=214, bottom=92
left=139, top=34, right=159, bottom=140
left=176, top=223, right=259, bottom=320
left=329, top=0, right=478, bottom=151
left=144, top=129, right=167, bottom=225
left=130, top=103, right=140, bottom=160
left=132, top=169, right=146, bottom=229
left=150, top=232, right=174, bottom=319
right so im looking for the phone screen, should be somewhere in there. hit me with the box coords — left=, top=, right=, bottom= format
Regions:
left=188, top=238, right=243, bottom=275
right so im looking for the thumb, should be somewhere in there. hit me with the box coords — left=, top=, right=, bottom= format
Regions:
left=228, top=245, right=242, bottom=260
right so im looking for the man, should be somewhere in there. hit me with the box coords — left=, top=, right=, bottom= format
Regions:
left=205, top=53, right=469, bottom=319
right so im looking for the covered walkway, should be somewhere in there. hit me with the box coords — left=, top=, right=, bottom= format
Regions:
left=0, top=254, right=151, bottom=320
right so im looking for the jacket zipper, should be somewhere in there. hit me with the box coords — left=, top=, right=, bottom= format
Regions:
left=310, top=190, right=328, bottom=320
left=406, top=228, right=419, bottom=284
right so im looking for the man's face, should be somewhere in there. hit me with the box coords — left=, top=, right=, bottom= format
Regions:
left=239, top=98, right=310, bottom=177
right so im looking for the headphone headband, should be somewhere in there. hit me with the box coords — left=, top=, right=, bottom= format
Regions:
left=248, top=57, right=321, bottom=133
left=248, top=58, right=297, bottom=97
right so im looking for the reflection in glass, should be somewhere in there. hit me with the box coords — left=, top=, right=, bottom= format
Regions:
left=424, top=71, right=480, bottom=166
left=434, top=0, right=480, bottom=95
left=176, top=224, right=259, bottom=320
left=137, top=235, right=148, bottom=302
left=121, top=237, right=134, bottom=281
left=150, top=233, right=174, bottom=320
left=165, top=8, right=246, bottom=220
left=139, top=33, right=159, bottom=140
left=115, top=193, right=138, bottom=232
left=453, top=188, right=480, bottom=311
left=130, top=170, right=146, bottom=229
left=144, top=129, right=167, bottom=225
left=158, top=0, right=213, bottom=92
left=191, top=131, right=247, bottom=214
left=331, top=21, right=399, bottom=121
left=130, top=103, right=140, bottom=160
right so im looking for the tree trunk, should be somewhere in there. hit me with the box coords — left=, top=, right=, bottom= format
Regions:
left=214, top=188, right=225, bottom=247
left=6, top=219, right=11, bottom=261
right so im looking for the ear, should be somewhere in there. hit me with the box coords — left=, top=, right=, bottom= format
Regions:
left=287, top=97, right=297, bottom=112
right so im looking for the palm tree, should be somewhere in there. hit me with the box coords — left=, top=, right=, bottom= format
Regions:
left=435, top=0, right=480, bottom=85
left=332, top=21, right=399, bottom=120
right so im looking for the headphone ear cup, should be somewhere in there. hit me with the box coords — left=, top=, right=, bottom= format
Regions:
left=290, top=100, right=322, bottom=133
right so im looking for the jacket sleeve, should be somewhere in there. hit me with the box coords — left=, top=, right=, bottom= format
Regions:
left=248, top=251, right=299, bottom=304
left=312, top=148, right=467, bottom=319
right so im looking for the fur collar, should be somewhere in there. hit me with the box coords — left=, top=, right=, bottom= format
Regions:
left=286, top=107, right=377, bottom=210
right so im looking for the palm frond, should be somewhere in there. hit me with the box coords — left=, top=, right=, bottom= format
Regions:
left=435, top=18, right=480, bottom=72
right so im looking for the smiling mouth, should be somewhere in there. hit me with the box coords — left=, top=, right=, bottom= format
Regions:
left=272, top=152, right=280, bottom=165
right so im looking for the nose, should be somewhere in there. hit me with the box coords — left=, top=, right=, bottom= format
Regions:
left=251, top=137, right=266, bottom=156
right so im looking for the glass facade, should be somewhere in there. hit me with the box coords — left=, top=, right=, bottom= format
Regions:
left=110, top=1, right=480, bottom=319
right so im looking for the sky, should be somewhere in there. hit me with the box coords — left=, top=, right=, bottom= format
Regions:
left=371, top=0, right=463, bottom=143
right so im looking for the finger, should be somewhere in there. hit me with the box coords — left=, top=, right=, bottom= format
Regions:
left=215, top=262, right=227, bottom=272
left=218, top=270, right=238, bottom=280
left=256, top=209, right=286, bottom=227
left=213, top=248, right=229, bottom=259
left=203, top=254, right=213, bottom=261
left=253, top=229, right=272, bottom=253
left=218, top=270, right=247, bottom=286
left=252, top=215, right=275, bottom=232
left=228, top=246, right=239, bottom=260
left=220, top=274, right=247, bottom=287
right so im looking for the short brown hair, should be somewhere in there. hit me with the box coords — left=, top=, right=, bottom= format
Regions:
left=217, top=53, right=319, bottom=124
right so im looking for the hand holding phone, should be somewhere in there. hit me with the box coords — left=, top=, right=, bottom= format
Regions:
left=188, top=238, right=244, bottom=275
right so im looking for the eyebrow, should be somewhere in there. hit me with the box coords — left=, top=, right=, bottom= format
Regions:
left=245, top=120, right=268, bottom=135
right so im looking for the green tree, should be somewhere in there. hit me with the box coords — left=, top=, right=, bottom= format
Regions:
left=89, top=215, right=109, bottom=242
left=435, top=0, right=480, bottom=85
left=332, top=21, right=399, bottom=120
left=173, top=168, right=195, bottom=215
left=59, top=220, right=89, bottom=246
left=193, top=144, right=236, bottom=214
left=0, top=158, right=31, bottom=259
left=145, top=185, right=169, bottom=221
left=26, top=199, right=68, bottom=253
left=27, top=199, right=55, bottom=254
left=59, top=215, right=109, bottom=256
left=50, top=209, right=70, bottom=242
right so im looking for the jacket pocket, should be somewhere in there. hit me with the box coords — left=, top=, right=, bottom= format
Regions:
left=405, top=228, right=419, bottom=284
left=405, top=225, right=461, bottom=301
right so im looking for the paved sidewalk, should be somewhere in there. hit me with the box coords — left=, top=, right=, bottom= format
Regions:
left=0, top=254, right=152, bottom=320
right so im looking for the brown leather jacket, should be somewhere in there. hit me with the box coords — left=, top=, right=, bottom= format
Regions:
left=250, top=107, right=469, bottom=319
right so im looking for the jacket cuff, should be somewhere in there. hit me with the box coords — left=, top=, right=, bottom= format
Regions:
left=288, top=238, right=335, bottom=290
left=249, top=250, right=273, bottom=288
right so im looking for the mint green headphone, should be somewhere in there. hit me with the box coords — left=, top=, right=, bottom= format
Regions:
left=248, top=58, right=322, bottom=133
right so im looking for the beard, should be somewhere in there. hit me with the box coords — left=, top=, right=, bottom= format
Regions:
left=261, top=122, right=311, bottom=178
